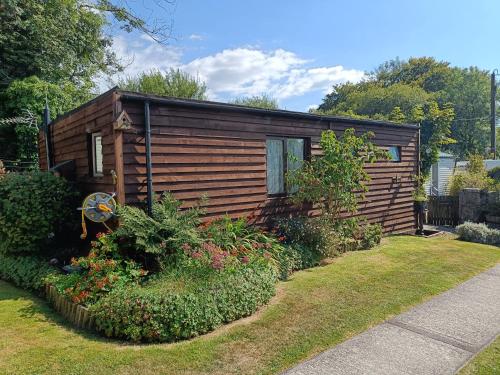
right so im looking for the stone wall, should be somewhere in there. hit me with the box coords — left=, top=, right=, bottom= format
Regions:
left=459, top=189, right=500, bottom=223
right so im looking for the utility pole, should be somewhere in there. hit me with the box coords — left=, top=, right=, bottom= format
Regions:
left=491, top=70, right=497, bottom=159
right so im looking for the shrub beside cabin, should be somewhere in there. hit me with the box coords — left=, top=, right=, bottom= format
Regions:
left=38, top=88, right=419, bottom=234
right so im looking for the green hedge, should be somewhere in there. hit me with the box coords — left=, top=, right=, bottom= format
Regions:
left=0, top=253, right=59, bottom=291
left=90, top=263, right=277, bottom=342
left=456, top=222, right=500, bottom=246
left=0, top=171, right=78, bottom=255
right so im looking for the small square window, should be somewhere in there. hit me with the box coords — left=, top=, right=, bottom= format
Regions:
left=91, top=133, right=103, bottom=176
left=388, top=146, right=401, bottom=162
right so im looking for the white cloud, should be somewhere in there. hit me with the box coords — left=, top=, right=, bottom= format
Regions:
left=112, top=35, right=182, bottom=78
left=183, top=48, right=308, bottom=97
left=188, top=34, right=204, bottom=41
left=108, top=36, right=365, bottom=103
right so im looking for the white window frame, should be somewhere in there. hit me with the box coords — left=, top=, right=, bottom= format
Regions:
left=91, top=132, right=103, bottom=177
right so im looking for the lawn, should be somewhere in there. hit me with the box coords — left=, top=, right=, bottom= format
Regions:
left=459, top=337, right=500, bottom=375
left=0, top=234, right=499, bottom=375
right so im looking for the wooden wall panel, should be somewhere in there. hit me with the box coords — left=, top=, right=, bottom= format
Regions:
left=37, top=90, right=117, bottom=194
left=120, top=99, right=419, bottom=234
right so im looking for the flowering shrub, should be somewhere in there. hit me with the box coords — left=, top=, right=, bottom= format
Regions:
left=90, top=261, right=277, bottom=342
left=52, top=233, right=147, bottom=306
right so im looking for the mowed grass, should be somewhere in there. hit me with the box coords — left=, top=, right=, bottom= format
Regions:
left=459, top=337, right=500, bottom=375
left=0, top=235, right=499, bottom=375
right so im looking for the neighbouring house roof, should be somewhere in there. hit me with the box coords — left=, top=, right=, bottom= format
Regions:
left=438, top=151, right=455, bottom=159
left=455, top=159, right=500, bottom=171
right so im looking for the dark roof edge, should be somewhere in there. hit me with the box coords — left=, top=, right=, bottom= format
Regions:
left=48, top=87, right=118, bottom=125
left=117, top=89, right=420, bottom=130
left=49, top=87, right=420, bottom=130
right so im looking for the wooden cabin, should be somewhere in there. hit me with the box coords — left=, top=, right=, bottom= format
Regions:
left=38, top=88, right=419, bottom=234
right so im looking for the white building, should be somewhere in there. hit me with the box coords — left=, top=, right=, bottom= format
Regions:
left=425, top=152, right=456, bottom=196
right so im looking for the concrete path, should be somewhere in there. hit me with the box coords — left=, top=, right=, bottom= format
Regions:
left=284, top=264, right=500, bottom=375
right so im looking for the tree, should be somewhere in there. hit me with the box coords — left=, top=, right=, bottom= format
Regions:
left=318, top=57, right=491, bottom=160
left=0, top=0, right=175, bottom=163
left=0, top=0, right=117, bottom=88
left=287, top=129, right=388, bottom=222
left=231, top=94, right=279, bottom=109
left=0, top=0, right=175, bottom=87
left=319, top=82, right=430, bottom=118
left=418, top=102, right=455, bottom=176
left=118, top=69, right=208, bottom=100
left=0, top=76, right=90, bottom=162
left=449, top=154, right=495, bottom=195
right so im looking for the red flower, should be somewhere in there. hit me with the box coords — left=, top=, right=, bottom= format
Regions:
left=241, top=256, right=250, bottom=264
left=278, top=236, right=286, bottom=242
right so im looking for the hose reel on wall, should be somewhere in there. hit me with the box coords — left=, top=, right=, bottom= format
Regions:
left=78, top=192, right=117, bottom=239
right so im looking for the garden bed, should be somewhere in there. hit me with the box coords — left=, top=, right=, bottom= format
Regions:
left=45, top=285, right=94, bottom=330
left=1, top=236, right=499, bottom=375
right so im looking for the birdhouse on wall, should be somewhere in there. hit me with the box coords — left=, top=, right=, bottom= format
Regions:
left=113, top=110, right=132, bottom=130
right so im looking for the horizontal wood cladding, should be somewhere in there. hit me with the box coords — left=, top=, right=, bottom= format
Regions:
left=120, top=99, right=418, bottom=234
left=38, top=90, right=117, bottom=193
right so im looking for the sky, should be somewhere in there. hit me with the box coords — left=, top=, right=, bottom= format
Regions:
left=106, top=0, right=500, bottom=111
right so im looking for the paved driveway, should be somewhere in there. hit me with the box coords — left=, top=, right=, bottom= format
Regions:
left=284, top=264, right=500, bottom=375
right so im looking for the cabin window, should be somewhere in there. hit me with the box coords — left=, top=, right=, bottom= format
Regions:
left=91, top=132, right=103, bottom=176
left=266, top=137, right=305, bottom=195
left=388, top=146, right=401, bottom=162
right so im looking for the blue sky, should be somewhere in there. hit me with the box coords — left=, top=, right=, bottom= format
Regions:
left=107, top=0, right=500, bottom=111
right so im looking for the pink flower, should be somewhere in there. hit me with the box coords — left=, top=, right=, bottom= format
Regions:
left=181, top=243, right=191, bottom=252
left=211, top=259, right=224, bottom=270
left=191, top=251, right=202, bottom=259
left=241, top=256, right=249, bottom=264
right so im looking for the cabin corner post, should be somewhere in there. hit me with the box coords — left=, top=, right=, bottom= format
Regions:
left=112, top=92, right=126, bottom=204
left=113, top=130, right=126, bottom=204
left=144, top=101, right=153, bottom=216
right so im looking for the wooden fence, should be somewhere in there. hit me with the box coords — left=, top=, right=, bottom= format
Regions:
left=45, top=285, right=95, bottom=330
left=426, top=196, right=459, bottom=226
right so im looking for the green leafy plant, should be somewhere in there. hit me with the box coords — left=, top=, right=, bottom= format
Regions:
left=0, top=171, right=78, bottom=255
left=413, top=174, right=428, bottom=202
left=449, top=154, right=496, bottom=196
left=231, top=94, right=279, bottom=109
left=456, top=222, right=500, bottom=246
left=118, top=69, right=208, bottom=100
left=52, top=232, right=148, bottom=306
left=359, top=223, right=383, bottom=249
left=113, top=193, right=205, bottom=268
left=90, top=261, right=277, bottom=342
left=0, top=252, right=59, bottom=291
left=287, top=129, right=388, bottom=223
